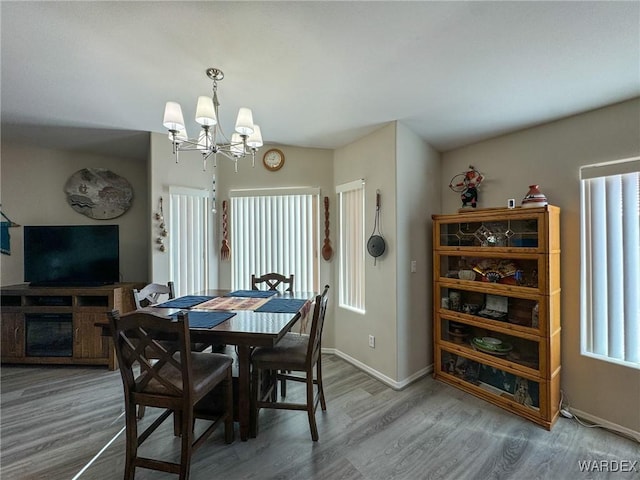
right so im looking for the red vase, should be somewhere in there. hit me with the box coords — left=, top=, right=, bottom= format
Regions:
left=522, top=184, right=548, bottom=208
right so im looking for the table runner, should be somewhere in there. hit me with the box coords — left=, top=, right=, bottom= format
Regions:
left=195, top=296, right=270, bottom=311
left=155, top=295, right=216, bottom=308
left=170, top=311, right=236, bottom=328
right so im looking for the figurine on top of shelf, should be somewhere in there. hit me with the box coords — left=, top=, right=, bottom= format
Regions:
left=449, top=165, right=484, bottom=208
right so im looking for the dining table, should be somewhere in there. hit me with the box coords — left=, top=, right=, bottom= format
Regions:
left=134, top=288, right=315, bottom=441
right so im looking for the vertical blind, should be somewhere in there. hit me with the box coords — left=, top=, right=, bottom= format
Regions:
left=337, top=180, right=365, bottom=313
left=230, top=189, right=319, bottom=292
left=580, top=158, right=640, bottom=369
left=169, top=186, right=211, bottom=297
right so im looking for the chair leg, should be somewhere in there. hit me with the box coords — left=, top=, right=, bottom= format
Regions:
left=269, top=370, right=279, bottom=401
left=125, top=401, right=138, bottom=480
left=137, top=404, right=146, bottom=419
left=224, top=372, right=234, bottom=444
left=280, top=370, right=287, bottom=397
left=317, top=356, right=326, bottom=411
left=250, top=366, right=260, bottom=438
left=259, top=369, right=278, bottom=401
left=306, top=374, right=319, bottom=441
left=174, top=411, right=182, bottom=436
left=179, top=409, right=194, bottom=480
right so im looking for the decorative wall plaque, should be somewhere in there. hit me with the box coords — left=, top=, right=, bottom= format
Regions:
left=64, top=168, right=133, bottom=219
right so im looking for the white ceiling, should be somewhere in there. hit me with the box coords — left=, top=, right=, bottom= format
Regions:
left=1, top=1, right=639, bottom=159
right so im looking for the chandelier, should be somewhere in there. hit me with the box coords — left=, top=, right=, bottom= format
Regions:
left=162, top=67, right=263, bottom=172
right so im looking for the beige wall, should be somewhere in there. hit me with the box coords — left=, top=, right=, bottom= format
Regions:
left=441, top=98, right=640, bottom=434
left=333, top=123, right=399, bottom=381
left=332, top=122, right=439, bottom=385
left=149, top=133, right=217, bottom=288
left=396, top=123, right=441, bottom=382
left=0, top=143, right=148, bottom=285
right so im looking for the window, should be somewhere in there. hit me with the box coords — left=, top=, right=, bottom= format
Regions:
left=336, top=180, right=365, bottom=313
left=580, top=157, right=639, bottom=369
left=230, top=188, right=319, bottom=292
left=169, top=186, right=212, bottom=297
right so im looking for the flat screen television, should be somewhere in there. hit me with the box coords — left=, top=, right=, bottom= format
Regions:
left=24, top=225, right=120, bottom=286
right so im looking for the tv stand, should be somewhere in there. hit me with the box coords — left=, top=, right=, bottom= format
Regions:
left=1, top=283, right=141, bottom=370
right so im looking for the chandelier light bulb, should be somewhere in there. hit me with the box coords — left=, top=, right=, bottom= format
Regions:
left=195, top=96, right=217, bottom=126
left=247, top=124, right=263, bottom=149
left=163, top=101, right=185, bottom=131
left=235, top=107, right=255, bottom=136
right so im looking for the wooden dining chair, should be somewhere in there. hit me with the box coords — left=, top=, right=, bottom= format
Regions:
left=251, top=273, right=294, bottom=292
left=132, top=282, right=176, bottom=309
left=132, top=281, right=211, bottom=419
left=250, top=285, right=329, bottom=441
left=251, top=273, right=295, bottom=394
left=108, top=309, right=234, bottom=480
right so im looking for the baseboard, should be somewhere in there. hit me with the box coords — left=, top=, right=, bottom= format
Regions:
left=566, top=407, right=640, bottom=443
left=322, top=348, right=433, bottom=391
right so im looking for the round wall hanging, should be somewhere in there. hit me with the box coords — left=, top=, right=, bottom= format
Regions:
left=367, top=190, right=386, bottom=265
left=64, top=168, right=133, bottom=219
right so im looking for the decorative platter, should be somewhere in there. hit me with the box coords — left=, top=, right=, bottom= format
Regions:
left=64, top=168, right=133, bottom=219
left=471, top=337, right=513, bottom=356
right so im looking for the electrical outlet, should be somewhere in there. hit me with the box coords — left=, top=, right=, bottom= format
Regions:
left=368, top=335, right=375, bottom=348
left=411, top=260, right=417, bottom=273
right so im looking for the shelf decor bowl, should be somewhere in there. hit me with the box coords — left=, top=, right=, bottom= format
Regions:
left=472, top=337, right=513, bottom=355
left=458, top=269, right=476, bottom=281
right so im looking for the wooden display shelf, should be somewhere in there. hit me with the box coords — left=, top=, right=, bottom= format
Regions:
left=433, top=206, right=561, bottom=429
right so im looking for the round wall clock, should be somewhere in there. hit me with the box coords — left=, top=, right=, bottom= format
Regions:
left=263, top=148, right=285, bottom=171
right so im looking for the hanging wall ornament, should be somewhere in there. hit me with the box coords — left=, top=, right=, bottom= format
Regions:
left=64, top=168, right=133, bottom=219
left=322, top=197, right=333, bottom=261
left=155, top=197, right=167, bottom=252
left=367, top=190, right=386, bottom=265
left=220, top=200, right=230, bottom=260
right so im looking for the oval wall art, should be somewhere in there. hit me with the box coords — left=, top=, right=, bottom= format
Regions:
left=64, top=168, right=133, bottom=219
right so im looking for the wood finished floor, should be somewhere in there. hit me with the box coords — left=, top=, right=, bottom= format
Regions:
left=1, top=355, right=638, bottom=480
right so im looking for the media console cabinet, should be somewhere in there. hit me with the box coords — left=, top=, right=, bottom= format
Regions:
left=1, top=283, right=141, bottom=370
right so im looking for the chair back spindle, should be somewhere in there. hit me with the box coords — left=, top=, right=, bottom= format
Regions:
left=251, top=273, right=294, bottom=292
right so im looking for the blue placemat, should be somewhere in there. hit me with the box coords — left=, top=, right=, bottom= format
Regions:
left=171, top=311, right=236, bottom=329
left=256, top=298, right=308, bottom=313
left=225, top=290, right=278, bottom=298
left=156, top=295, right=216, bottom=308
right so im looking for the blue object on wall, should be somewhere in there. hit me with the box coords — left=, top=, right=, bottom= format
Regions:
left=0, top=221, right=10, bottom=255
